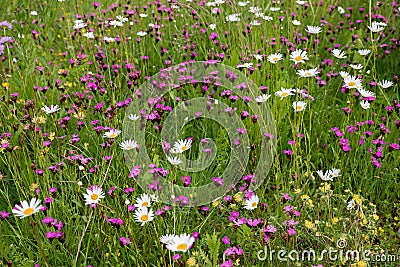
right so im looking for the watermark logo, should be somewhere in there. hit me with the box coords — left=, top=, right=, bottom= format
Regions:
left=123, top=61, right=276, bottom=206
left=257, top=239, right=399, bottom=263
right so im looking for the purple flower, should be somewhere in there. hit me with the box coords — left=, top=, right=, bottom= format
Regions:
left=222, top=236, right=230, bottom=245
left=119, top=237, right=131, bottom=246
left=0, top=210, right=10, bottom=220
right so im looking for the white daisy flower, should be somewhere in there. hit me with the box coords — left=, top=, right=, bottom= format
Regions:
left=116, top=15, right=128, bottom=23
left=255, top=94, right=271, bottom=103
left=103, top=129, right=121, bottom=139
left=104, top=36, right=115, bottom=42
left=296, top=0, right=307, bottom=5
left=135, top=193, right=152, bottom=208
left=332, top=49, right=347, bottom=59
left=262, top=15, right=273, bottom=21
left=139, top=13, right=148, bottom=18
left=339, top=71, right=350, bottom=79
left=292, top=101, right=307, bottom=112
left=316, top=170, right=333, bottom=181
left=267, top=53, right=283, bottom=64
left=292, top=20, right=301, bottom=26
left=173, top=139, right=193, bottom=153
left=226, top=13, right=240, bottom=22
left=337, top=6, right=345, bottom=14
left=165, top=233, right=195, bottom=252
left=253, top=54, right=263, bottom=61
left=209, top=24, right=216, bottom=30
left=275, top=88, right=296, bottom=99
left=290, top=49, right=309, bottom=64
left=238, top=1, right=249, bottom=7
left=360, top=100, right=371, bottom=109
left=134, top=207, right=154, bottom=226
left=83, top=31, right=95, bottom=39
left=167, top=156, right=182, bottom=165
left=296, top=68, right=320, bottom=77
left=41, top=105, right=61, bottom=114
left=357, top=49, right=371, bottom=56
left=137, top=31, right=147, bottom=36
left=83, top=185, right=105, bottom=205
left=349, top=63, right=363, bottom=70
left=110, top=20, right=123, bottom=27
left=368, top=22, right=385, bottom=32
left=270, top=7, right=280, bottom=11
left=244, top=194, right=259, bottom=210
left=305, top=25, right=322, bottom=34
left=357, top=88, right=375, bottom=98
left=328, top=169, right=341, bottom=178
left=377, top=80, right=393, bottom=89
left=347, top=199, right=356, bottom=210
left=343, top=75, right=363, bottom=89
left=237, top=62, right=253, bottom=69
left=120, top=140, right=138, bottom=150
left=127, top=114, right=140, bottom=121
left=12, top=198, right=43, bottom=219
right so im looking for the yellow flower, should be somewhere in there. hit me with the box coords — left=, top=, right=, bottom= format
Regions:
left=319, top=183, right=331, bottom=193
left=332, top=217, right=339, bottom=224
left=354, top=260, right=367, bottom=267
left=233, top=192, right=243, bottom=202
left=294, top=188, right=301, bottom=194
left=2, top=82, right=9, bottom=89
left=361, top=219, right=368, bottom=226
left=211, top=200, right=219, bottom=207
left=305, top=220, right=314, bottom=229
left=373, top=214, right=379, bottom=221
left=186, top=257, right=196, bottom=266
left=29, top=183, right=39, bottom=191
left=49, top=132, right=55, bottom=141
left=353, top=194, right=362, bottom=205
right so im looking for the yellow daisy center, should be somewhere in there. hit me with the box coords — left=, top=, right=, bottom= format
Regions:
left=142, top=202, right=149, bottom=207
left=297, top=105, right=303, bottom=110
left=91, top=194, right=99, bottom=200
left=273, top=57, right=278, bottom=61
left=141, top=215, right=149, bottom=221
left=252, top=202, right=257, bottom=207
left=295, top=55, right=302, bottom=61
left=348, top=81, right=355, bottom=86
left=281, top=92, right=288, bottom=97
left=177, top=243, right=188, bottom=251
left=23, top=208, right=34, bottom=216
left=182, top=145, right=187, bottom=151
left=110, top=133, right=117, bottom=138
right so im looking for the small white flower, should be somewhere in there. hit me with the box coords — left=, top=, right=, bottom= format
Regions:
left=377, top=80, right=393, bottom=89
left=120, top=140, right=138, bottom=150
left=357, top=88, right=375, bottom=98
left=316, top=170, right=333, bottom=181
left=165, top=234, right=195, bottom=252
left=139, top=13, right=148, bottom=18
left=237, top=62, right=253, bottom=69
left=305, top=25, right=322, bottom=34
left=349, top=63, right=363, bottom=70
left=262, top=15, right=273, bottom=21
left=332, top=49, right=347, bottom=59
left=344, top=75, right=363, bottom=89
left=209, top=24, right=216, bottom=30
left=244, top=194, right=259, bottom=210
left=296, top=68, right=320, bottom=77
left=328, top=169, right=341, bottom=178
left=253, top=54, right=263, bottom=61
left=290, top=49, right=309, bottom=64
left=339, top=71, right=350, bottom=79
left=30, top=11, right=38, bottom=16
left=167, top=156, right=182, bottom=165
left=41, top=105, right=61, bottom=114
left=292, top=20, right=301, bottom=26
left=347, top=200, right=356, bottom=210
left=255, top=94, right=271, bottom=103
left=270, top=7, right=280, bottom=11
left=83, top=31, right=94, bottom=39
left=357, top=49, right=371, bottom=56
left=12, top=198, right=43, bottom=219
left=110, top=20, right=123, bottom=27
left=103, top=129, right=121, bottom=139
left=127, top=114, right=140, bottom=121
left=134, top=207, right=154, bottom=226
left=238, top=1, right=249, bottom=7
left=292, top=101, right=307, bottom=112
left=83, top=185, right=105, bottom=205
left=137, top=31, right=147, bottom=36
left=296, top=0, right=306, bottom=4
left=173, top=139, right=193, bottom=153
left=226, top=13, right=240, bottom=22
left=360, top=100, right=371, bottom=109
left=368, top=22, right=385, bottom=32
left=337, top=6, right=345, bottom=14
left=135, top=194, right=152, bottom=208
left=276, top=88, right=296, bottom=99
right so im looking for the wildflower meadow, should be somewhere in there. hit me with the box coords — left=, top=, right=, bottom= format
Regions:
left=0, top=0, right=399, bottom=266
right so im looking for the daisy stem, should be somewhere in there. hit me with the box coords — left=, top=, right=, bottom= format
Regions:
left=74, top=209, right=93, bottom=266
left=30, top=220, right=50, bottom=267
